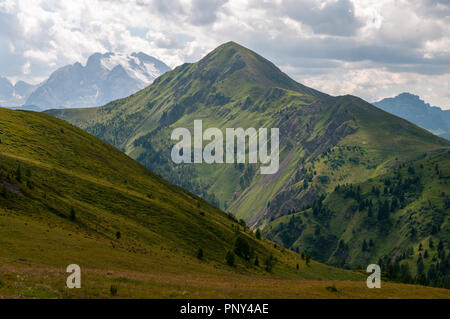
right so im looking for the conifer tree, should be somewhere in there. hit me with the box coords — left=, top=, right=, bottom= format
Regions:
left=197, top=248, right=204, bottom=260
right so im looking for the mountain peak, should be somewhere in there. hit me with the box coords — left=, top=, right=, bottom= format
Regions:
left=24, top=51, right=170, bottom=109
left=396, top=92, right=421, bottom=101
left=216, top=40, right=246, bottom=51
left=373, top=92, right=450, bottom=139
left=194, top=41, right=323, bottom=97
left=375, top=92, right=429, bottom=110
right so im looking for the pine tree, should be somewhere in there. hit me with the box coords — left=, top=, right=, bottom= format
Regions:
left=15, top=165, right=22, bottom=183
left=116, top=231, right=121, bottom=240
left=110, top=285, right=118, bottom=296
left=69, top=207, right=76, bottom=221
left=1, top=184, right=6, bottom=198
left=226, top=251, right=235, bottom=267
left=429, top=238, right=434, bottom=249
left=368, top=205, right=373, bottom=217
left=427, top=264, right=437, bottom=284
left=197, top=248, right=204, bottom=260
left=255, top=228, right=261, bottom=240
left=362, top=240, right=368, bottom=252
left=438, top=240, right=444, bottom=252
left=234, top=237, right=253, bottom=261
left=391, top=197, right=398, bottom=212
left=264, top=254, right=276, bottom=272
left=305, top=254, right=311, bottom=266
left=377, top=200, right=390, bottom=220
left=417, top=254, right=425, bottom=275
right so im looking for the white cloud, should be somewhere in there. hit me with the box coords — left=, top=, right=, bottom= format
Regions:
left=0, top=0, right=449, bottom=108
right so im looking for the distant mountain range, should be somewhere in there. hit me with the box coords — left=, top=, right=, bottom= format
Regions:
left=0, top=52, right=170, bottom=110
left=373, top=93, right=450, bottom=140
left=0, top=77, right=39, bottom=106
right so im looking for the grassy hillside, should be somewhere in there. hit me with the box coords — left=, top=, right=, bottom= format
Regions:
left=0, top=107, right=385, bottom=298
left=45, top=42, right=449, bottom=290
left=264, top=149, right=450, bottom=287
left=1, top=107, right=449, bottom=298
left=47, top=42, right=450, bottom=227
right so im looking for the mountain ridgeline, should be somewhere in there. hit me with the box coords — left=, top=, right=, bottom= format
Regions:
left=0, top=52, right=170, bottom=110
left=373, top=93, right=450, bottom=140
left=47, top=42, right=450, bottom=286
left=0, top=77, right=39, bottom=107
left=27, top=52, right=171, bottom=109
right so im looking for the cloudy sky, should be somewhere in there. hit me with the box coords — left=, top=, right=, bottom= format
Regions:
left=1, top=0, right=449, bottom=108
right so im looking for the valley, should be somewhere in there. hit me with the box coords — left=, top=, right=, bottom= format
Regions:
left=47, top=42, right=450, bottom=288
left=0, top=41, right=447, bottom=297
left=1, top=107, right=448, bottom=298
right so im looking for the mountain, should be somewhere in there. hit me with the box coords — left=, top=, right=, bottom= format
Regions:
left=47, top=42, right=450, bottom=286
left=0, top=77, right=39, bottom=107
left=25, top=52, right=170, bottom=109
left=1, top=106, right=417, bottom=299
left=0, top=77, right=13, bottom=101
left=373, top=93, right=450, bottom=140
left=264, top=150, right=450, bottom=276
left=3, top=108, right=450, bottom=298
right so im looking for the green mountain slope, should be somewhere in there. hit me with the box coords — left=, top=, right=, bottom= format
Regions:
left=46, top=42, right=450, bottom=287
left=2, top=108, right=449, bottom=298
left=47, top=42, right=449, bottom=223
left=264, top=150, right=450, bottom=287
left=1, top=107, right=387, bottom=298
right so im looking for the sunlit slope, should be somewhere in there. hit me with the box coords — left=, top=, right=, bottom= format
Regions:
left=264, top=149, right=450, bottom=287
left=47, top=43, right=449, bottom=229
left=1, top=107, right=381, bottom=298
